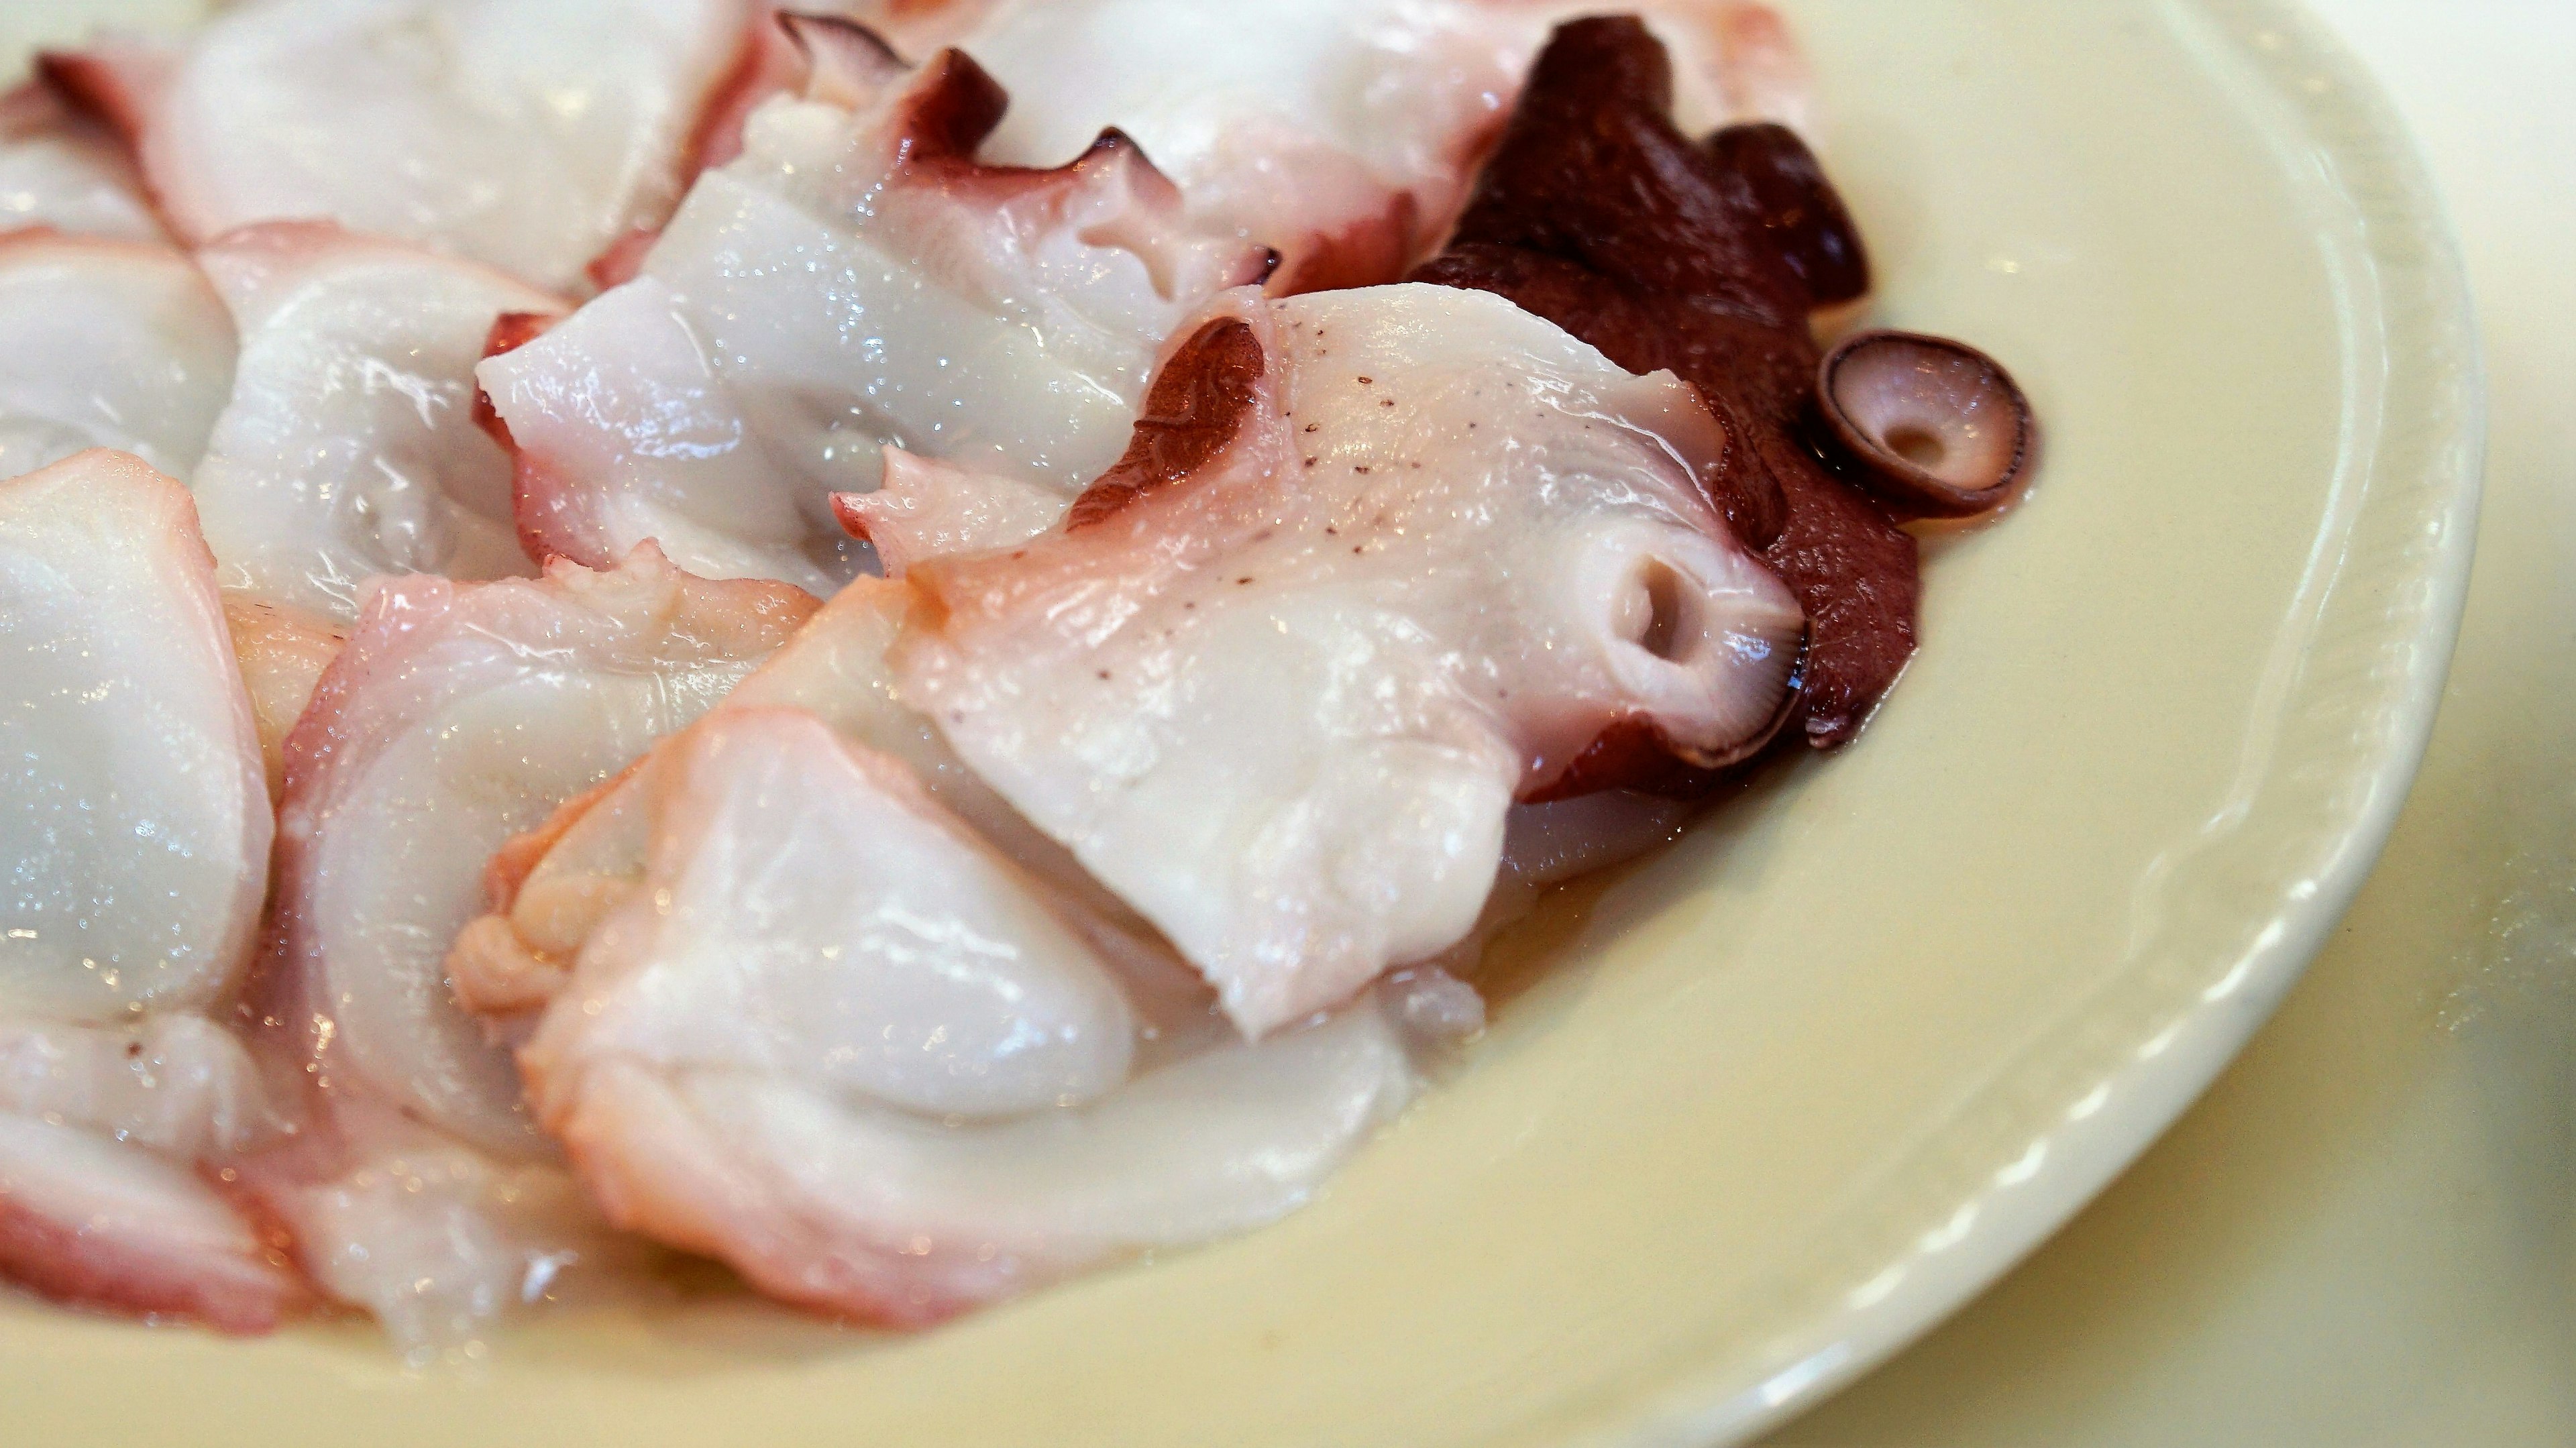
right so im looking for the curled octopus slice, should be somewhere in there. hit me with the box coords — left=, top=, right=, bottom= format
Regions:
left=511, top=707, right=1446, bottom=1326
left=894, top=283, right=1803, bottom=1036
left=40, top=0, right=766, bottom=292
left=839, top=0, right=1821, bottom=291
left=0, top=450, right=304, bottom=1332
left=235, top=545, right=813, bottom=1353
left=448, top=584, right=1462, bottom=1325
left=0, top=229, right=233, bottom=484
left=191, top=222, right=566, bottom=622
left=477, top=19, right=1273, bottom=594
left=1413, top=16, right=2037, bottom=761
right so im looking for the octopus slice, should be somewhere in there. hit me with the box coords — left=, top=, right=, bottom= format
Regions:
left=449, top=575, right=1105, bottom=1017
left=478, top=28, right=1272, bottom=593
left=513, top=706, right=1444, bottom=1325
left=920, top=0, right=1529, bottom=292
left=1, top=451, right=268, bottom=1025
left=0, top=82, right=162, bottom=242
left=1412, top=16, right=1923, bottom=750
left=0, top=450, right=303, bottom=1331
left=42, top=0, right=758, bottom=293
left=846, top=1, right=1811, bottom=292
left=190, top=223, right=566, bottom=621
left=233, top=545, right=810, bottom=1351
left=0, top=230, right=234, bottom=482
left=0, top=1115, right=299, bottom=1334
left=894, top=284, right=1803, bottom=1036
left=263, top=544, right=814, bottom=1160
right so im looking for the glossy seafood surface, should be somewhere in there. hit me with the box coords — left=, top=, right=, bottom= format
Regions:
left=900, top=284, right=1802, bottom=1034
left=0, top=3, right=2038, bottom=1349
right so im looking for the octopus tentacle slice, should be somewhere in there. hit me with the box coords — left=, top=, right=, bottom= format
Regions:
left=0, top=81, right=164, bottom=242
left=587, top=11, right=917, bottom=288
left=837, top=0, right=1817, bottom=292
left=1413, top=14, right=1914, bottom=750
left=0, top=450, right=304, bottom=1331
left=477, top=30, right=1273, bottom=594
left=260, top=544, right=816, bottom=1155
left=893, top=283, right=1804, bottom=1037
left=0, top=229, right=235, bottom=483
left=39, top=0, right=780, bottom=294
left=445, top=575, right=1497, bottom=1325
left=234, top=543, right=814, bottom=1354
left=1, top=453, right=268, bottom=1025
left=504, top=706, right=1452, bottom=1325
left=189, top=222, right=568, bottom=622
left=449, top=575, right=1122, bottom=1020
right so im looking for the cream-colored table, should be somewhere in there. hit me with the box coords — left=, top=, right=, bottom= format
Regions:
left=1765, top=3, right=2575, bottom=1442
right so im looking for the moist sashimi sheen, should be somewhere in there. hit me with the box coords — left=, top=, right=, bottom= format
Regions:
left=0, top=4, right=2037, bottom=1347
left=896, top=284, right=1805, bottom=1036
left=0, top=451, right=301, bottom=1332
left=478, top=20, right=1271, bottom=594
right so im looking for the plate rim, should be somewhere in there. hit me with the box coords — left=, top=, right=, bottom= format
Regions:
left=1535, top=1, right=2486, bottom=1443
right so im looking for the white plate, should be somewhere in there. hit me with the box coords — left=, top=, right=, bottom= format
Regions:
left=0, top=2, right=2480, bottom=1445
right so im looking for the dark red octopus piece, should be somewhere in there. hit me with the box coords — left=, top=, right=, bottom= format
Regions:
left=1413, top=14, right=1919, bottom=773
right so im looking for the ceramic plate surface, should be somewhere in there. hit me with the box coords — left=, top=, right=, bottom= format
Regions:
left=0, top=1, right=2479, bottom=1444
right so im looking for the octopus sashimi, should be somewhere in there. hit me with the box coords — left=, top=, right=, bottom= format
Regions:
left=508, top=706, right=1460, bottom=1325
left=0, top=82, right=162, bottom=243
left=0, top=229, right=233, bottom=482
left=40, top=0, right=760, bottom=293
left=853, top=0, right=1813, bottom=291
left=1412, top=16, right=1914, bottom=748
left=0, top=1116, right=299, bottom=1335
left=0, top=450, right=303, bottom=1331
left=237, top=544, right=812, bottom=1351
left=894, top=283, right=1803, bottom=1036
left=189, top=222, right=566, bottom=621
left=478, top=21, right=1272, bottom=594
left=445, top=580, right=1499, bottom=1325
left=448, top=576, right=1121, bottom=1017
left=455, top=573, right=1697, bottom=1043
left=1, top=453, right=269, bottom=1025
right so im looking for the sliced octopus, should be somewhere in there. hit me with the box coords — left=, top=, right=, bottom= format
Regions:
left=464, top=697, right=1458, bottom=1325
left=533, top=710, right=1454, bottom=1326
left=0, top=450, right=302, bottom=1332
left=895, top=283, right=1805, bottom=1035
left=477, top=19, right=1273, bottom=594
left=0, top=229, right=234, bottom=482
left=841, top=0, right=1818, bottom=291
left=189, top=223, right=566, bottom=621
left=237, top=545, right=812, bottom=1352
left=42, top=0, right=771, bottom=292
